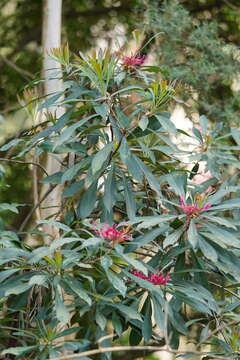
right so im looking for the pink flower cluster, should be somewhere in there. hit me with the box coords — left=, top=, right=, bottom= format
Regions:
left=132, top=270, right=170, bottom=285
left=121, top=54, right=146, bottom=68
left=96, top=224, right=132, bottom=245
left=179, top=195, right=211, bottom=217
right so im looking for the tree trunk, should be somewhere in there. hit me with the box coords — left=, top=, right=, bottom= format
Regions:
left=41, top=0, right=64, bottom=244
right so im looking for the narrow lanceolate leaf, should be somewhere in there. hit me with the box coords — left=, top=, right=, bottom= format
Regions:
left=64, top=276, right=92, bottom=305
left=198, top=236, right=218, bottom=263
left=123, top=176, right=136, bottom=220
left=91, top=142, right=113, bottom=175
left=53, top=114, right=98, bottom=149
left=134, top=155, right=160, bottom=194
left=101, top=256, right=126, bottom=297
left=155, top=113, right=177, bottom=134
left=205, top=223, right=240, bottom=248
left=210, top=198, right=240, bottom=211
left=163, top=226, right=184, bottom=248
left=55, top=285, right=70, bottom=324
left=0, top=203, right=20, bottom=214
left=142, top=298, right=152, bottom=342
left=103, top=165, right=116, bottom=212
left=36, top=220, right=72, bottom=232
left=207, top=215, right=237, bottom=230
left=2, top=346, right=38, bottom=356
left=187, top=221, right=198, bottom=250
left=199, top=115, right=208, bottom=135
left=77, top=181, right=98, bottom=218
left=0, top=138, right=23, bottom=151
left=134, top=215, right=178, bottom=229
left=111, top=303, right=142, bottom=321
left=115, top=244, right=148, bottom=276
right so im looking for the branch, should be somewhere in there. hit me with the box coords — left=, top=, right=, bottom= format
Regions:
left=0, top=158, right=49, bottom=176
left=1, top=55, right=35, bottom=80
left=197, top=319, right=240, bottom=349
left=19, top=184, right=57, bottom=232
left=50, top=345, right=236, bottom=360
left=210, top=280, right=240, bottom=301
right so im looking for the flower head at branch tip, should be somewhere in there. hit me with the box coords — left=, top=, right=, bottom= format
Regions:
left=95, top=223, right=132, bottom=245
left=132, top=269, right=170, bottom=285
left=179, top=194, right=211, bottom=219
left=121, top=54, right=146, bottom=69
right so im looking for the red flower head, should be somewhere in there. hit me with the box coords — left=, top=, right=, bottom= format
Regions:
left=95, top=224, right=132, bottom=246
left=179, top=195, right=211, bottom=224
left=132, top=269, right=170, bottom=286
left=121, top=54, right=146, bottom=69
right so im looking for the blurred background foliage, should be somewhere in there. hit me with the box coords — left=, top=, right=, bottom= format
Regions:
left=0, top=0, right=239, bottom=230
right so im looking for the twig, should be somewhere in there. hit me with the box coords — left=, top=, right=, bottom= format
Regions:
left=32, top=156, right=41, bottom=221
left=197, top=318, right=240, bottom=349
left=97, top=333, right=115, bottom=345
left=49, top=345, right=237, bottom=360
left=1, top=55, right=35, bottom=80
left=19, top=184, right=57, bottom=232
left=210, top=281, right=240, bottom=301
left=0, top=158, right=49, bottom=176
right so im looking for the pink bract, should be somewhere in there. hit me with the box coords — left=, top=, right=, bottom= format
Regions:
left=95, top=224, right=132, bottom=245
left=132, top=270, right=170, bottom=285
left=179, top=195, right=211, bottom=217
left=122, top=54, right=146, bottom=68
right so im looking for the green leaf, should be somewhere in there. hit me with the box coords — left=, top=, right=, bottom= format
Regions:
left=61, top=157, right=90, bottom=183
left=4, top=282, right=32, bottom=296
left=91, top=142, right=113, bottom=175
left=101, top=256, right=127, bottom=297
left=53, top=114, right=97, bottom=149
left=103, top=166, right=116, bottom=212
left=36, top=220, right=72, bottom=232
left=41, top=171, right=63, bottom=184
left=125, top=153, right=143, bottom=183
left=115, top=244, right=148, bottom=275
left=151, top=295, right=165, bottom=330
left=77, top=181, right=98, bottom=218
left=163, top=226, right=184, bottom=248
left=210, top=198, right=240, bottom=211
left=96, top=308, right=107, bottom=330
left=198, top=236, right=218, bottom=263
left=0, top=269, right=19, bottom=283
left=112, top=311, right=123, bottom=336
left=134, top=215, right=178, bottom=229
left=38, top=92, right=63, bottom=110
left=2, top=346, right=38, bottom=356
left=155, top=113, right=176, bottom=134
left=142, top=297, right=152, bottom=342
left=62, top=180, right=84, bottom=198
left=79, top=237, right=103, bottom=248
left=111, top=303, right=142, bottom=321
left=138, top=116, right=149, bottom=131
left=64, top=276, right=92, bottom=305
left=115, top=106, right=130, bottom=127
left=0, top=138, right=23, bottom=151
left=134, top=155, right=160, bottom=193
left=231, top=127, right=240, bottom=145
left=55, top=285, right=70, bottom=324
left=29, top=275, right=48, bottom=286
left=204, top=223, right=240, bottom=248
left=0, top=203, right=20, bottom=214
left=123, top=176, right=136, bottom=220
left=207, top=215, right=237, bottom=229
left=199, top=115, right=208, bottom=135
left=187, top=221, right=198, bottom=250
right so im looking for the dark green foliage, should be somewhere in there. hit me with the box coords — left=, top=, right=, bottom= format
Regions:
left=0, top=45, right=239, bottom=359
left=142, top=0, right=240, bottom=124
